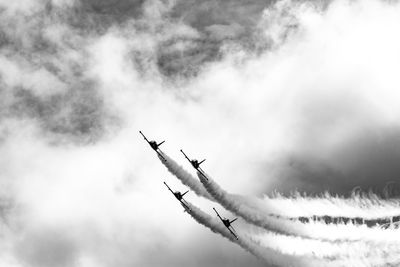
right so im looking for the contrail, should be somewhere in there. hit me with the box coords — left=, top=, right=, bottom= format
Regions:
left=158, top=152, right=213, bottom=200
left=183, top=201, right=327, bottom=267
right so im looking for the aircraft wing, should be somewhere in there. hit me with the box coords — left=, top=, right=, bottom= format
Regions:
left=180, top=149, right=191, bottom=162
left=158, top=140, right=165, bottom=146
left=139, top=131, right=150, bottom=143
left=230, top=225, right=238, bottom=235
left=163, top=182, right=175, bottom=195
left=227, top=226, right=239, bottom=240
left=213, top=208, right=224, bottom=222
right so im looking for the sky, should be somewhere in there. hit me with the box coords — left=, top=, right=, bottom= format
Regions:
left=2, top=0, right=400, bottom=266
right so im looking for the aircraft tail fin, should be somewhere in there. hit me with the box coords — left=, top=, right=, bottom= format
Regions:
left=158, top=140, right=165, bottom=146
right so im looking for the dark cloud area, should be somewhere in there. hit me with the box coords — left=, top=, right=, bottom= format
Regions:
left=68, top=0, right=276, bottom=77
left=265, top=127, right=400, bottom=197
left=61, top=0, right=144, bottom=34
left=0, top=0, right=281, bottom=145
left=156, top=38, right=222, bottom=77
left=162, top=0, right=275, bottom=77
left=8, top=84, right=118, bottom=144
left=0, top=3, right=120, bottom=144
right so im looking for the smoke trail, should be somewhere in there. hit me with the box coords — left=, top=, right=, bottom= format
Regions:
left=156, top=151, right=303, bottom=236
left=183, top=201, right=324, bottom=267
left=184, top=199, right=400, bottom=266
left=158, top=152, right=214, bottom=200
left=259, top=192, right=400, bottom=220
left=251, top=226, right=400, bottom=266
left=157, top=150, right=400, bottom=253
left=244, top=192, right=400, bottom=230
left=196, top=171, right=320, bottom=238
left=157, top=152, right=353, bottom=254
left=197, top=171, right=400, bottom=243
left=158, top=151, right=400, bottom=265
left=195, top=172, right=400, bottom=265
left=158, top=151, right=400, bottom=226
left=158, top=151, right=400, bottom=242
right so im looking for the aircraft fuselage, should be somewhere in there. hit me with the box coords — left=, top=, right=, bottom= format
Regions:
left=223, top=219, right=231, bottom=228
left=149, top=141, right=158, bottom=150
left=174, top=192, right=183, bottom=200
left=191, top=160, right=200, bottom=168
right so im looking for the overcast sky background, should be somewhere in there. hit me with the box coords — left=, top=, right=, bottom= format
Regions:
left=2, top=0, right=400, bottom=266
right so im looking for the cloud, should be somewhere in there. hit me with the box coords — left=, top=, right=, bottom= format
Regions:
left=15, top=227, right=78, bottom=267
left=268, top=127, right=400, bottom=195
left=2, top=0, right=400, bottom=266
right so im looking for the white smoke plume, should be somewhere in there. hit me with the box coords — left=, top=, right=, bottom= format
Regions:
left=156, top=147, right=400, bottom=244
left=196, top=171, right=400, bottom=243
left=194, top=170, right=331, bottom=240
left=157, top=151, right=400, bottom=266
left=259, top=192, right=400, bottom=220
left=160, top=147, right=400, bottom=222
left=181, top=193, right=400, bottom=266
left=183, top=201, right=325, bottom=267
left=155, top=140, right=400, bottom=227
left=158, top=152, right=214, bottom=200
left=250, top=231, right=400, bottom=267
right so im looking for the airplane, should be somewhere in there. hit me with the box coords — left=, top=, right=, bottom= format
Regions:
left=213, top=207, right=239, bottom=240
left=164, top=182, right=191, bottom=212
left=139, top=131, right=166, bottom=161
left=180, top=149, right=208, bottom=180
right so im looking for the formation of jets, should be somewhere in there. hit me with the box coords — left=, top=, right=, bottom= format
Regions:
left=140, top=131, right=240, bottom=240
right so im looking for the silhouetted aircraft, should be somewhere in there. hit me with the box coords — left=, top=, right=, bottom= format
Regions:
left=139, top=131, right=166, bottom=161
left=180, top=149, right=207, bottom=180
left=213, top=207, right=238, bottom=240
left=164, top=182, right=191, bottom=211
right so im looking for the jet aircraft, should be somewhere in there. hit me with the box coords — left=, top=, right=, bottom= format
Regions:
left=164, top=182, right=191, bottom=211
left=139, top=131, right=166, bottom=161
left=180, top=149, right=208, bottom=180
left=213, top=207, right=239, bottom=240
